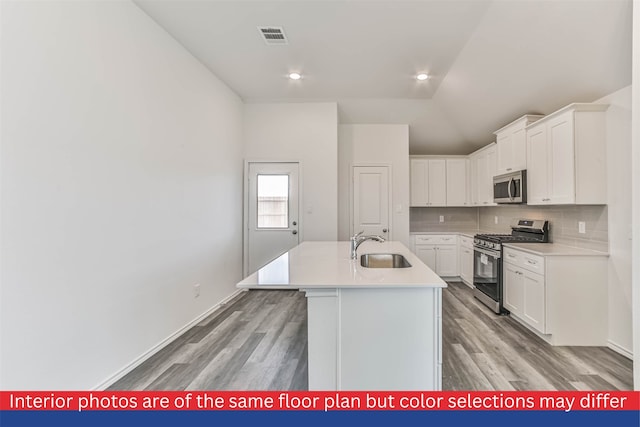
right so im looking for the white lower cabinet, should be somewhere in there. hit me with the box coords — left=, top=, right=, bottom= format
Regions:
left=458, top=236, right=474, bottom=287
left=502, top=245, right=608, bottom=346
left=503, top=261, right=545, bottom=333
left=413, top=235, right=458, bottom=278
left=436, top=245, right=458, bottom=277
left=503, top=263, right=524, bottom=315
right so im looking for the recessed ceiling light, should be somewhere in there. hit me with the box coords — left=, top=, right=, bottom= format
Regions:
left=289, top=72, right=302, bottom=80
left=416, top=73, right=429, bottom=81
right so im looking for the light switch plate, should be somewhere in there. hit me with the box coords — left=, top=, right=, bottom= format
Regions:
left=439, top=215, right=444, bottom=223
left=578, top=221, right=586, bottom=234
left=494, top=216, right=498, bottom=224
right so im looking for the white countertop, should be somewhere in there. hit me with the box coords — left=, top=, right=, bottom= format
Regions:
left=237, top=241, right=447, bottom=289
left=502, top=242, right=609, bottom=257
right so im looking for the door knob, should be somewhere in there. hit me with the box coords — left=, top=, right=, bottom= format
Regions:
left=292, top=230, right=297, bottom=235
left=382, top=229, right=388, bottom=233
left=292, top=221, right=297, bottom=226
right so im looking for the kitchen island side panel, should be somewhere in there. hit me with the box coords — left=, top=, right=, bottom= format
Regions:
left=339, top=287, right=440, bottom=390
left=305, top=286, right=441, bottom=391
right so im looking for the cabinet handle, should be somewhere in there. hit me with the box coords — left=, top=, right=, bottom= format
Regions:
left=526, top=259, right=537, bottom=265
left=506, top=168, right=512, bottom=171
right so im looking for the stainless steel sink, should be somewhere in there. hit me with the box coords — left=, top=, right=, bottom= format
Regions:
left=360, top=253, right=412, bottom=268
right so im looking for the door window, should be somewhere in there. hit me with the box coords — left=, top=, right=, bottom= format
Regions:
left=257, top=174, right=289, bottom=229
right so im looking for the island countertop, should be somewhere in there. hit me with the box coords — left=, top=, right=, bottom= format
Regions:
left=237, top=241, right=447, bottom=289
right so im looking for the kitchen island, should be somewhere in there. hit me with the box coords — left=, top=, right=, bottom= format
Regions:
left=237, top=241, right=447, bottom=390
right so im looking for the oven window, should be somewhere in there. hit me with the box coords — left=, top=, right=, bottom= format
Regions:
left=474, top=249, right=499, bottom=300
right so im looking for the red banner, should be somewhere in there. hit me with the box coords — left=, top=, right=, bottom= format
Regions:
left=1, top=391, right=638, bottom=412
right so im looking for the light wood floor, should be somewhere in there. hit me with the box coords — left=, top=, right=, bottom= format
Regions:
left=109, top=282, right=633, bottom=390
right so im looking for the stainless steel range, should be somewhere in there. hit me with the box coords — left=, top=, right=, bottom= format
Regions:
left=473, top=219, right=549, bottom=314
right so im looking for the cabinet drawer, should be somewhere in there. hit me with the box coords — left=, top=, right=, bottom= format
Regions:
left=436, top=235, right=457, bottom=245
left=503, top=247, right=545, bottom=274
left=414, top=234, right=457, bottom=245
left=521, top=253, right=545, bottom=274
left=459, top=235, right=473, bottom=249
left=503, top=248, right=522, bottom=265
left=414, top=235, right=437, bottom=244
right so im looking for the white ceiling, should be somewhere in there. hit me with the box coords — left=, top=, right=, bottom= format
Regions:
left=134, top=0, right=632, bottom=155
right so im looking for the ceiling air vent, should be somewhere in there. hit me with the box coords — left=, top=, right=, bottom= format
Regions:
left=257, top=26, right=288, bottom=45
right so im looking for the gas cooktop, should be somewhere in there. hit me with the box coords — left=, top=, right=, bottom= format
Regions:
left=474, top=234, right=541, bottom=243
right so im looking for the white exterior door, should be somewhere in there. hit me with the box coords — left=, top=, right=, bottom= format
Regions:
left=247, top=162, right=299, bottom=274
left=353, top=166, right=390, bottom=238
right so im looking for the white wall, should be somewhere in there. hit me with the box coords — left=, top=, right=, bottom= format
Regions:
left=243, top=103, right=338, bottom=242
left=593, top=86, right=633, bottom=357
left=0, top=1, right=244, bottom=389
left=632, top=0, right=640, bottom=390
left=338, top=124, right=410, bottom=248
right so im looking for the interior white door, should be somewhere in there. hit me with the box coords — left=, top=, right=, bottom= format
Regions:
left=352, top=166, right=390, bottom=238
left=247, top=162, right=299, bottom=274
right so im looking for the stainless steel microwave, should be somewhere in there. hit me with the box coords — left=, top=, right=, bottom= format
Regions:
left=493, top=170, right=526, bottom=204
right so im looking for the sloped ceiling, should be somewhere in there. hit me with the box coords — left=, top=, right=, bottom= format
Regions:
left=134, top=0, right=632, bottom=155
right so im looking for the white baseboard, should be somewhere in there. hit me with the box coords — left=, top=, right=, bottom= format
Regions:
left=607, top=340, right=633, bottom=360
left=93, top=288, right=246, bottom=390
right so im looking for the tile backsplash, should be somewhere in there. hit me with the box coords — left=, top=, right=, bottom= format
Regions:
left=410, top=207, right=478, bottom=231
left=478, top=205, right=609, bottom=252
left=410, top=205, right=609, bottom=252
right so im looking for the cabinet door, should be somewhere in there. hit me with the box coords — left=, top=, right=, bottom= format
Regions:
left=503, top=263, right=524, bottom=316
left=523, top=271, right=546, bottom=333
left=526, top=123, right=548, bottom=204
left=485, top=146, right=497, bottom=204
left=414, top=245, right=437, bottom=271
left=476, top=152, right=489, bottom=205
left=427, top=159, right=447, bottom=206
left=547, top=111, right=575, bottom=204
left=410, top=159, right=428, bottom=206
left=496, top=132, right=512, bottom=175
left=446, top=159, right=468, bottom=206
left=436, top=245, right=458, bottom=277
left=468, top=154, right=478, bottom=206
left=511, top=127, right=527, bottom=172
left=459, top=246, right=474, bottom=285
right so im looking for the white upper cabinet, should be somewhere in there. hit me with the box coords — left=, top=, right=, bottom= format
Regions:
left=494, top=115, right=544, bottom=175
left=468, top=143, right=497, bottom=206
left=410, top=158, right=428, bottom=206
left=428, top=159, right=447, bottom=206
left=526, top=103, right=608, bottom=205
left=410, top=157, right=468, bottom=207
left=410, top=158, right=446, bottom=207
left=445, top=158, right=468, bottom=207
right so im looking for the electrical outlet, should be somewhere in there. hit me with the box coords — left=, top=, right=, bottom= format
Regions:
left=578, top=221, right=586, bottom=234
left=439, top=215, right=444, bottom=223
left=494, top=216, right=498, bottom=225
left=193, top=283, right=201, bottom=298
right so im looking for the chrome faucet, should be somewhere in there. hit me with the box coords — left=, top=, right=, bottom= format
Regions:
left=350, top=231, right=385, bottom=259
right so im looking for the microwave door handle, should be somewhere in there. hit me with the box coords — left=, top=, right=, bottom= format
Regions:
left=508, top=177, right=514, bottom=200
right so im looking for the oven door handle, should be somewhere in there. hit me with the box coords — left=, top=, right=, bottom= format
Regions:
left=474, top=246, right=501, bottom=258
